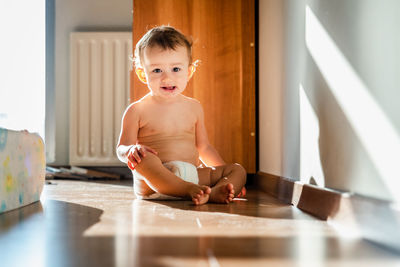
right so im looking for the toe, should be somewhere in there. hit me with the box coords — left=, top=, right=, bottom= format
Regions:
left=241, top=187, right=247, bottom=197
left=227, top=183, right=234, bottom=190
left=202, top=186, right=211, bottom=194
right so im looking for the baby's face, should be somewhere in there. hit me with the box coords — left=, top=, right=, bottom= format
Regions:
left=141, top=45, right=190, bottom=99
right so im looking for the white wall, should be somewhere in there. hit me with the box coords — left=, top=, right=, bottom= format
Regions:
left=258, top=0, right=284, bottom=176
left=47, top=0, right=132, bottom=165
left=259, top=0, right=400, bottom=202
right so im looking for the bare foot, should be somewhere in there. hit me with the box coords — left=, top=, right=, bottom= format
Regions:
left=237, top=186, right=247, bottom=198
left=209, top=183, right=235, bottom=204
left=189, top=185, right=211, bottom=205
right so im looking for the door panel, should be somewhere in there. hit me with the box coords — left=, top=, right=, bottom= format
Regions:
left=131, top=0, right=256, bottom=173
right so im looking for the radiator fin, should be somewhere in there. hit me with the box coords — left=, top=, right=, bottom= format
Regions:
left=70, top=32, right=132, bottom=166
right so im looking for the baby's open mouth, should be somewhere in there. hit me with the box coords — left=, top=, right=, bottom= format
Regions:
left=161, top=86, right=176, bottom=91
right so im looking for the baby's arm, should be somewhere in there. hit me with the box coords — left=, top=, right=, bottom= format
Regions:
left=116, top=104, right=156, bottom=169
left=195, top=102, right=225, bottom=166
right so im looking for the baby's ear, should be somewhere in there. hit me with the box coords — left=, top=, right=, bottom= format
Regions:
left=188, top=65, right=196, bottom=80
left=188, top=60, right=200, bottom=80
left=135, top=68, right=147, bottom=84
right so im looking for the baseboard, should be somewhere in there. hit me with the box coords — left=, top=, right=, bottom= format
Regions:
left=256, top=171, right=400, bottom=252
left=257, top=172, right=303, bottom=206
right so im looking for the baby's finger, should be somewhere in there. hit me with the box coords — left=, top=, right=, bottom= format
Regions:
left=146, top=147, right=158, bottom=155
left=130, top=150, right=141, bottom=163
left=134, top=152, right=142, bottom=163
left=138, top=147, right=146, bottom=158
left=127, top=154, right=137, bottom=166
left=127, top=160, right=136, bottom=170
left=127, top=151, right=136, bottom=163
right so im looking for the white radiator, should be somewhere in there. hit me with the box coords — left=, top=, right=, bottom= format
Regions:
left=70, top=32, right=132, bottom=166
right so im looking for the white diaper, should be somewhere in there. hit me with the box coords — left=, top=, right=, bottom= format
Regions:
left=133, top=160, right=199, bottom=200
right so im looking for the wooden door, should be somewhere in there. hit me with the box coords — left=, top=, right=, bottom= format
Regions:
left=131, top=0, right=256, bottom=173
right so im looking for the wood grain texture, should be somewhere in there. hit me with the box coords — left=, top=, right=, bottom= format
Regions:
left=1, top=180, right=398, bottom=266
left=131, top=0, right=256, bottom=172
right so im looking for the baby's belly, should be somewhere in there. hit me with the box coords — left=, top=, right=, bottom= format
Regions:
left=138, top=134, right=199, bottom=166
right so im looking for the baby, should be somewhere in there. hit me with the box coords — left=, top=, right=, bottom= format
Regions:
left=116, top=26, right=246, bottom=205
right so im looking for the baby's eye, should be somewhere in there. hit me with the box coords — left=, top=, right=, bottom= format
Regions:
left=152, top=68, right=162, bottom=73
left=173, top=67, right=181, bottom=72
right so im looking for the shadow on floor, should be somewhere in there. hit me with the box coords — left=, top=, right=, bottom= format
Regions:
left=0, top=196, right=399, bottom=267
left=0, top=199, right=104, bottom=267
left=145, top=190, right=317, bottom=221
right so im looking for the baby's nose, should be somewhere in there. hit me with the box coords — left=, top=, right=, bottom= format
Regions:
left=161, top=72, right=173, bottom=82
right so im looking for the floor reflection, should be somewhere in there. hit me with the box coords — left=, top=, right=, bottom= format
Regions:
left=0, top=183, right=399, bottom=267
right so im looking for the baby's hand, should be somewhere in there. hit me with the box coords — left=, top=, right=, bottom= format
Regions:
left=127, top=144, right=157, bottom=170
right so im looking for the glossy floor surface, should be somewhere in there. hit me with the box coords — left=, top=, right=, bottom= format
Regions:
left=0, top=180, right=399, bottom=267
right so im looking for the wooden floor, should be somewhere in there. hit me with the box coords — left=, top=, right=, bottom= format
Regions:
left=0, top=180, right=399, bottom=267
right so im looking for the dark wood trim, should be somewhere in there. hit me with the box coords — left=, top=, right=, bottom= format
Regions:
left=297, top=184, right=342, bottom=220
left=257, top=171, right=349, bottom=219
left=256, top=171, right=400, bottom=252
left=256, top=172, right=302, bottom=205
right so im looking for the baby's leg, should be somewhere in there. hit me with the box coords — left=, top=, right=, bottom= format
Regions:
left=198, top=164, right=247, bottom=204
left=134, top=152, right=210, bottom=205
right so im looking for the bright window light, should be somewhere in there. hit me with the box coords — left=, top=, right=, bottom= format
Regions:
left=306, top=6, right=400, bottom=202
left=0, top=1, right=45, bottom=139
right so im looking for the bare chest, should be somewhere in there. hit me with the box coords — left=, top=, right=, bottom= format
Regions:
left=138, top=105, right=197, bottom=136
